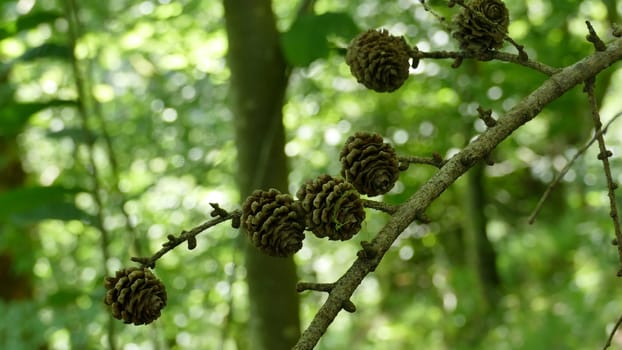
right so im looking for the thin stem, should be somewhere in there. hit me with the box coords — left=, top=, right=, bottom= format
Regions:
left=296, top=282, right=356, bottom=313
left=362, top=199, right=400, bottom=215
left=490, top=51, right=560, bottom=76
left=411, top=49, right=559, bottom=76
left=62, top=0, right=116, bottom=349
left=604, top=313, right=622, bottom=349
left=297, top=282, right=336, bottom=293
left=399, top=154, right=446, bottom=169
left=418, top=0, right=451, bottom=31
left=529, top=111, right=622, bottom=224
left=584, top=79, right=622, bottom=276
left=586, top=21, right=607, bottom=52
left=131, top=204, right=242, bottom=268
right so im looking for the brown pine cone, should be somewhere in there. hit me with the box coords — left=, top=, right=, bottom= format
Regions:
left=104, top=267, right=167, bottom=325
left=452, top=0, right=509, bottom=54
left=242, top=189, right=305, bottom=257
left=340, top=132, right=399, bottom=196
left=346, top=29, right=412, bottom=92
left=296, top=174, right=366, bottom=241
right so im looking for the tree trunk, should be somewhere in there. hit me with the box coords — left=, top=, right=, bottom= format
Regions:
left=463, top=163, right=500, bottom=309
left=223, top=1, right=301, bottom=349
left=0, top=136, right=47, bottom=350
left=0, top=136, right=32, bottom=300
left=449, top=61, right=501, bottom=347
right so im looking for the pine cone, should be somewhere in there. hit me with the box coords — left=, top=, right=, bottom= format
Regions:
left=242, top=189, right=305, bottom=257
left=296, top=175, right=366, bottom=241
left=340, top=132, right=399, bottom=196
left=346, top=29, right=412, bottom=92
left=452, top=0, right=509, bottom=54
left=104, top=267, right=167, bottom=325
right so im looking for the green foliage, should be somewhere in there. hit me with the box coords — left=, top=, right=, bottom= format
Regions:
left=0, top=301, right=47, bottom=350
left=0, top=185, right=93, bottom=225
left=0, top=0, right=621, bottom=349
left=281, top=12, right=359, bottom=67
left=0, top=10, right=63, bottom=40
left=0, top=100, right=77, bottom=136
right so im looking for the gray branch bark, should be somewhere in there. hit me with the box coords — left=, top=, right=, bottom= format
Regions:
left=293, top=37, right=622, bottom=350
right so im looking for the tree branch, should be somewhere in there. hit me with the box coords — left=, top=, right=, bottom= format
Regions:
left=362, top=199, right=400, bottom=215
left=62, top=0, right=117, bottom=349
left=584, top=78, right=622, bottom=276
left=131, top=204, right=242, bottom=268
left=399, top=154, right=446, bottom=169
left=293, top=37, right=622, bottom=350
left=528, top=111, right=622, bottom=224
left=604, top=313, right=622, bottom=349
left=411, top=49, right=559, bottom=76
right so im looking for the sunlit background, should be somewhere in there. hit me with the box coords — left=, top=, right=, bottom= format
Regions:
left=1, top=0, right=622, bottom=349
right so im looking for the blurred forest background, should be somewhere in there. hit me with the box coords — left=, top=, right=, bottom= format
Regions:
left=1, top=0, right=622, bottom=349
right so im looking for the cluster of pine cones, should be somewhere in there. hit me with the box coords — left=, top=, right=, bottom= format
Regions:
left=346, top=0, right=510, bottom=92
left=242, top=131, right=400, bottom=257
left=102, top=131, right=400, bottom=325
left=103, top=0, right=512, bottom=327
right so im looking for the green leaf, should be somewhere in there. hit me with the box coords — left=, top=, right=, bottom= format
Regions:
left=0, top=43, right=72, bottom=82
left=46, top=127, right=98, bottom=143
left=281, top=12, right=360, bottom=67
left=0, top=99, right=77, bottom=136
left=0, top=185, right=94, bottom=225
left=0, top=11, right=63, bottom=40
left=18, top=42, right=72, bottom=62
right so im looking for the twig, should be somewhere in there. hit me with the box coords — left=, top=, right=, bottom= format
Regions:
left=586, top=21, right=607, bottom=52
left=131, top=204, right=242, bottom=268
left=604, top=313, right=622, bottom=349
left=357, top=241, right=379, bottom=260
left=362, top=199, right=400, bottom=215
left=62, top=1, right=116, bottom=349
left=361, top=200, right=430, bottom=224
left=418, top=0, right=451, bottom=31
left=296, top=282, right=356, bottom=313
left=412, top=1, right=559, bottom=74
left=297, top=282, right=336, bottom=293
left=293, top=37, right=622, bottom=350
left=528, top=111, right=622, bottom=224
left=491, top=51, right=560, bottom=76
left=584, top=78, right=622, bottom=276
left=399, top=154, right=446, bottom=170
left=410, top=49, right=559, bottom=76
left=477, top=106, right=497, bottom=128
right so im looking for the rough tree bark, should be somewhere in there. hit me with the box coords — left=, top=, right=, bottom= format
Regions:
left=293, top=37, right=622, bottom=350
left=223, top=0, right=301, bottom=349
